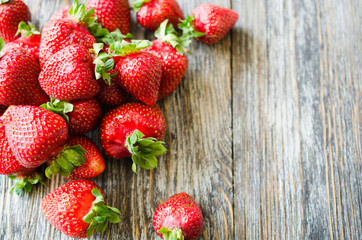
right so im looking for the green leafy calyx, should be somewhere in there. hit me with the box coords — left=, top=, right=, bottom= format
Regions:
left=125, top=129, right=167, bottom=173
left=109, top=39, right=152, bottom=57
left=9, top=172, right=46, bottom=195
left=0, top=37, right=5, bottom=57
left=16, top=21, right=40, bottom=37
left=157, top=227, right=185, bottom=240
left=83, top=188, right=121, bottom=238
left=0, top=0, right=10, bottom=4
left=69, top=0, right=95, bottom=25
left=40, top=97, right=73, bottom=123
left=45, top=145, right=87, bottom=179
left=93, top=43, right=115, bottom=84
left=132, top=0, right=151, bottom=12
left=178, top=15, right=206, bottom=42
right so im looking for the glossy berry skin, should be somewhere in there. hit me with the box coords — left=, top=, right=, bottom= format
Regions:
left=42, top=180, right=104, bottom=239
left=0, top=43, right=49, bottom=106
left=39, top=44, right=100, bottom=101
left=49, top=5, right=71, bottom=21
left=143, top=39, right=188, bottom=100
left=0, top=0, right=31, bottom=43
left=115, top=52, right=162, bottom=106
left=192, top=4, right=239, bottom=45
left=153, top=193, right=204, bottom=240
left=1, top=105, right=68, bottom=169
left=86, top=0, right=130, bottom=34
left=137, top=0, right=183, bottom=31
left=99, top=102, right=166, bottom=159
left=66, top=135, right=105, bottom=180
left=68, top=99, right=102, bottom=134
left=39, top=17, right=96, bottom=66
left=12, top=33, right=41, bottom=60
left=97, top=72, right=130, bottom=107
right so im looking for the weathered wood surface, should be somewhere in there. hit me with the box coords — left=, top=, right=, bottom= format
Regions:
left=0, top=0, right=360, bottom=239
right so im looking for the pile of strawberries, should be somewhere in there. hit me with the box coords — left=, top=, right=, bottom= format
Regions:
left=0, top=0, right=238, bottom=239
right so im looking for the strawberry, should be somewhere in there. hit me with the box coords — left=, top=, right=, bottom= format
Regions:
left=39, top=0, right=96, bottom=66
left=0, top=0, right=31, bottom=43
left=153, top=193, right=203, bottom=240
left=86, top=0, right=130, bottom=34
left=179, top=4, right=239, bottom=45
left=65, top=135, right=105, bottom=180
left=68, top=99, right=102, bottom=134
left=0, top=38, right=49, bottom=106
left=42, top=179, right=121, bottom=239
left=39, top=44, right=100, bottom=101
left=99, top=102, right=166, bottom=173
left=132, top=0, right=183, bottom=31
left=112, top=40, right=163, bottom=105
left=12, top=21, right=41, bottom=60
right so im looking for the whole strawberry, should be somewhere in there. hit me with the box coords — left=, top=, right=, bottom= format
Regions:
left=68, top=99, right=102, bottom=134
left=42, top=180, right=121, bottom=239
left=0, top=0, right=31, bottom=43
left=0, top=38, right=49, bottom=106
left=86, top=0, right=130, bottom=34
left=133, top=0, right=183, bottom=31
left=99, top=102, right=166, bottom=173
left=179, top=4, right=239, bottom=45
left=153, top=193, right=203, bottom=240
left=12, top=21, right=41, bottom=60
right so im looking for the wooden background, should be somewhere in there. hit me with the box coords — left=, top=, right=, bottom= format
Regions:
left=0, top=0, right=361, bottom=239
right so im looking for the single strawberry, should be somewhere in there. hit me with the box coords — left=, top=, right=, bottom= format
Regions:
left=0, top=0, right=31, bottom=43
left=49, top=5, right=71, bottom=21
left=12, top=21, right=41, bottom=60
left=99, top=102, right=166, bottom=173
left=0, top=38, right=49, bottom=106
left=112, top=40, right=163, bottom=105
left=86, top=0, right=130, bottom=34
left=179, top=4, right=239, bottom=45
left=39, top=0, right=96, bottom=66
left=68, top=99, right=102, bottom=134
left=132, top=0, right=183, bottom=31
left=42, top=179, right=121, bottom=239
left=39, top=44, right=100, bottom=101
left=66, top=135, right=105, bottom=180
left=153, top=193, right=203, bottom=240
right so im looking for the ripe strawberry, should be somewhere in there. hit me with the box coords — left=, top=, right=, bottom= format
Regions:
left=42, top=179, right=121, bottom=239
left=0, top=38, right=49, bottom=106
left=39, top=44, right=100, bottom=101
left=179, top=4, right=239, bottom=45
left=39, top=0, right=96, bottom=66
left=68, top=99, right=102, bottom=134
left=12, top=21, right=41, bottom=60
left=132, top=0, right=183, bottom=31
left=99, top=102, right=166, bottom=173
left=86, top=0, right=130, bottom=34
left=153, top=193, right=203, bottom=240
left=0, top=0, right=31, bottom=43
left=112, top=40, right=163, bottom=105
left=66, top=135, right=105, bottom=180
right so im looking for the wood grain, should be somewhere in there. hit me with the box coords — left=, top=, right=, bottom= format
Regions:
left=0, top=0, right=361, bottom=239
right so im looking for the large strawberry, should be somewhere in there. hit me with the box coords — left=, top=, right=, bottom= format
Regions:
left=42, top=180, right=121, bottom=239
left=0, top=0, right=31, bottom=43
left=153, top=193, right=203, bottom=240
left=39, top=44, right=100, bottom=101
left=39, top=0, right=96, bottom=66
left=179, top=4, right=239, bottom=45
left=12, top=21, right=41, bottom=60
left=132, top=0, right=183, bottom=31
left=0, top=38, right=49, bottom=106
left=99, top=102, right=166, bottom=173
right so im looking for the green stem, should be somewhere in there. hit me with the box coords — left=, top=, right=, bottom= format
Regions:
left=9, top=172, right=47, bottom=195
left=157, top=227, right=185, bottom=240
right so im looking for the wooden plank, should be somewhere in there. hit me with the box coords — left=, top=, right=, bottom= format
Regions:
left=232, top=0, right=362, bottom=239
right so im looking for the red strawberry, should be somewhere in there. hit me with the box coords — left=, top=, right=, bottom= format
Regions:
left=12, top=21, right=41, bottom=60
left=133, top=0, right=183, bottom=31
left=153, top=193, right=203, bottom=240
left=113, top=40, right=162, bottom=105
left=42, top=179, right=120, bottom=239
left=180, top=4, right=239, bottom=45
left=39, top=44, right=100, bottom=101
left=0, top=0, right=31, bottom=43
left=86, top=0, right=130, bottom=34
left=49, top=5, right=71, bottom=21
left=68, top=99, right=102, bottom=134
left=39, top=0, right=96, bottom=66
left=66, top=135, right=105, bottom=180
left=99, top=102, right=166, bottom=173
left=0, top=38, right=49, bottom=106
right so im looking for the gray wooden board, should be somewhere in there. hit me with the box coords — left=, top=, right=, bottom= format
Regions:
left=0, top=0, right=360, bottom=239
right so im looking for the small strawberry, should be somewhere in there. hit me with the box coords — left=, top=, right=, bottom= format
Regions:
left=132, top=0, right=183, bottom=31
left=42, top=179, right=121, bottom=239
left=0, top=0, right=31, bottom=43
left=179, top=4, right=238, bottom=45
left=99, top=102, right=166, bottom=173
left=153, top=193, right=203, bottom=240
left=12, top=21, right=41, bottom=60
left=0, top=38, right=49, bottom=106
left=68, top=99, right=102, bottom=134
